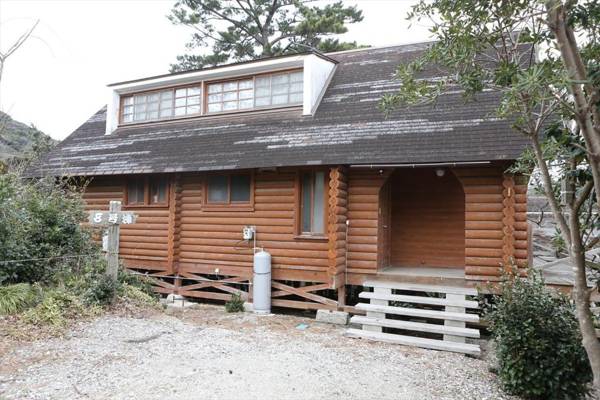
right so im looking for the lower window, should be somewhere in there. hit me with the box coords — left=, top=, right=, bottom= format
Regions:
left=206, top=174, right=252, bottom=205
left=126, top=176, right=169, bottom=206
left=300, top=171, right=326, bottom=235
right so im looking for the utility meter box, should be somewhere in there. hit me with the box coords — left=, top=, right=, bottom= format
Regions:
left=242, top=226, right=255, bottom=240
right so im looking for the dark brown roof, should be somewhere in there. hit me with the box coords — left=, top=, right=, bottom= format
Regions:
left=31, top=43, right=529, bottom=177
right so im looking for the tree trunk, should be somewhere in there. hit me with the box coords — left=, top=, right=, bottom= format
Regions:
left=570, top=209, right=600, bottom=393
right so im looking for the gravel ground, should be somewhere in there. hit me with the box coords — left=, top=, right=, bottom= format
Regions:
left=0, top=304, right=514, bottom=400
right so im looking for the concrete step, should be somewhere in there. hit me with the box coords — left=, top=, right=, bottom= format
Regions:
left=363, top=280, right=477, bottom=296
left=345, top=328, right=481, bottom=355
left=359, top=291, right=479, bottom=309
left=356, top=303, right=480, bottom=323
left=351, top=315, right=480, bottom=338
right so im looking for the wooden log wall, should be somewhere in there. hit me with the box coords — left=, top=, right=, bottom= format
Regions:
left=389, top=168, right=465, bottom=268
left=327, top=167, right=348, bottom=287
left=453, top=167, right=528, bottom=281
left=82, top=176, right=170, bottom=270
left=346, top=169, right=391, bottom=275
left=176, top=170, right=330, bottom=283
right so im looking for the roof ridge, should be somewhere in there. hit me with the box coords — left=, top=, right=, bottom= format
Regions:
left=324, top=40, right=437, bottom=56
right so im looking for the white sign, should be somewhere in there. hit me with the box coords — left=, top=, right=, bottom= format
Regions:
left=88, top=211, right=137, bottom=225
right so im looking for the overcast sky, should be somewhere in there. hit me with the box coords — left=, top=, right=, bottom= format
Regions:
left=0, top=0, right=431, bottom=140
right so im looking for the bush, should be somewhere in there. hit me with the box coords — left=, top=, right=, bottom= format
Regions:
left=24, top=289, right=99, bottom=328
left=0, top=172, right=99, bottom=284
left=0, top=283, right=40, bottom=314
left=486, top=271, right=592, bottom=399
left=225, top=293, right=245, bottom=313
left=83, top=275, right=119, bottom=306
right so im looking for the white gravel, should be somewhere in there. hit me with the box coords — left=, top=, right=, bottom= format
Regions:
left=0, top=305, right=514, bottom=400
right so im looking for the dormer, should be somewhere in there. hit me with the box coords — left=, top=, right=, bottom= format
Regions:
left=105, top=52, right=337, bottom=135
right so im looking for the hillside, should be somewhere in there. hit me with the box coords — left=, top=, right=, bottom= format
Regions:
left=0, top=111, right=55, bottom=161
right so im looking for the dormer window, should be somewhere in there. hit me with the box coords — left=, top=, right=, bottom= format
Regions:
left=206, top=70, right=303, bottom=114
left=120, top=85, right=202, bottom=123
left=120, top=70, right=304, bottom=124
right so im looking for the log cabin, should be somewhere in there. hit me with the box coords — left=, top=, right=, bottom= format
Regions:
left=31, top=42, right=531, bottom=314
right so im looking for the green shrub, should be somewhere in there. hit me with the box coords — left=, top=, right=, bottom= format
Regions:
left=83, top=275, right=119, bottom=306
left=24, top=289, right=99, bottom=328
left=0, top=283, right=39, bottom=314
left=225, top=293, right=245, bottom=313
left=486, top=271, right=592, bottom=399
left=0, top=172, right=99, bottom=285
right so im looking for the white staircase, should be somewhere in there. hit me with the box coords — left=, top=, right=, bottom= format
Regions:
left=345, top=280, right=481, bottom=356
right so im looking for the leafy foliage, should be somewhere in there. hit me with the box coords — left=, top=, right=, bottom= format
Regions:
left=168, top=0, right=365, bottom=72
left=486, top=272, right=592, bottom=399
left=225, top=292, right=245, bottom=312
left=0, top=283, right=39, bottom=315
left=0, top=171, right=98, bottom=285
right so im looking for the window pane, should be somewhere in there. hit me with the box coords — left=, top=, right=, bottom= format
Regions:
left=272, top=95, right=288, bottom=105
left=208, top=83, right=222, bottom=93
left=123, top=114, right=133, bottom=123
left=208, top=103, right=222, bottom=112
left=239, top=99, right=253, bottom=109
left=160, top=99, right=172, bottom=109
left=175, top=88, right=187, bottom=97
left=255, top=97, right=270, bottom=107
left=174, top=107, right=186, bottom=116
left=290, top=82, right=303, bottom=93
left=148, top=111, right=158, bottom=119
left=187, top=105, right=201, bottom=114
left=231, top=175, right=251, bottom=202
left=208, top=175, right=228, bottom=202
left=290, top=71, right=303, bottom=82
left=255, top=77, right=270, bottom=87
left=239, top=89, right=253, bottom=100
left=127, top=178, right=145, bottom=205
left=123, top=97, right=133, bottom=106
left=175, top=97, right=186, bottom=107
left=159, top=109, right=172, bottom=118
left=148, top=102, right=159, bottom=111
left=255, top=87, right=270, bottom=97
left=134, top=95, right=146, bottom=104
left=289, top=92, right=303, bottom=103
left=272, top=84, right=288, bottom=95
left=187, top=95, right=200, bottom=105
left=312, top=172, right=325, bottom=234
left=223, top=91, right=237, bottom=101
left=223, top=101, right=238, bottom=111
left=134, top=112, right=146, bottom=121
left=223, top=81, right=237, bottom=91
left=272, top=74, right=288, bottom=85
left=208, top=93, right=222, bottom=103
left=160, top=90, right=173, bottom=99
left=301, top=174, right=312, bottom=233
left=188, top=86, right=201, bottom=96
left=150, top=177, right=168, bottom=204
left=148, top=93, right=159, bottom=102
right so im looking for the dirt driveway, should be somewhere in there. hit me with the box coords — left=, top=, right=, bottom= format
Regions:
left=0, top=304, right=514, bottom=400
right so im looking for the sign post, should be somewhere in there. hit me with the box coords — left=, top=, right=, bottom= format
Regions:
left=88, top=201, right=137, bottom=281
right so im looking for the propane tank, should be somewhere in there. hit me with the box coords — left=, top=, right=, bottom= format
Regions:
left=253, top=250, right=271, bottom=314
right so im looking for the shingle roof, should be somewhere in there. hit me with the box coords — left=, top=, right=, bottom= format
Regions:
left=31, top=42, right=529, bottom=177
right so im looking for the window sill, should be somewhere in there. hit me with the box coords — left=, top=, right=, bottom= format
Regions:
left=201, top=205, right=254, bottom=212
left=123, top=203, right=169, bottom=209
left=294, top=235, right=328, bottom=242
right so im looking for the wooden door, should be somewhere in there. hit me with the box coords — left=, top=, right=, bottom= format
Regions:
left=377, top=179, right=392, bottom=269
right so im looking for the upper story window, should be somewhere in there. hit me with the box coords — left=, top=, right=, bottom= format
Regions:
left=119, top=69, right=303, bottom=125
left=121, top=86, right=202, bottom=124
left=206, top=70, right=303, bottom=114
